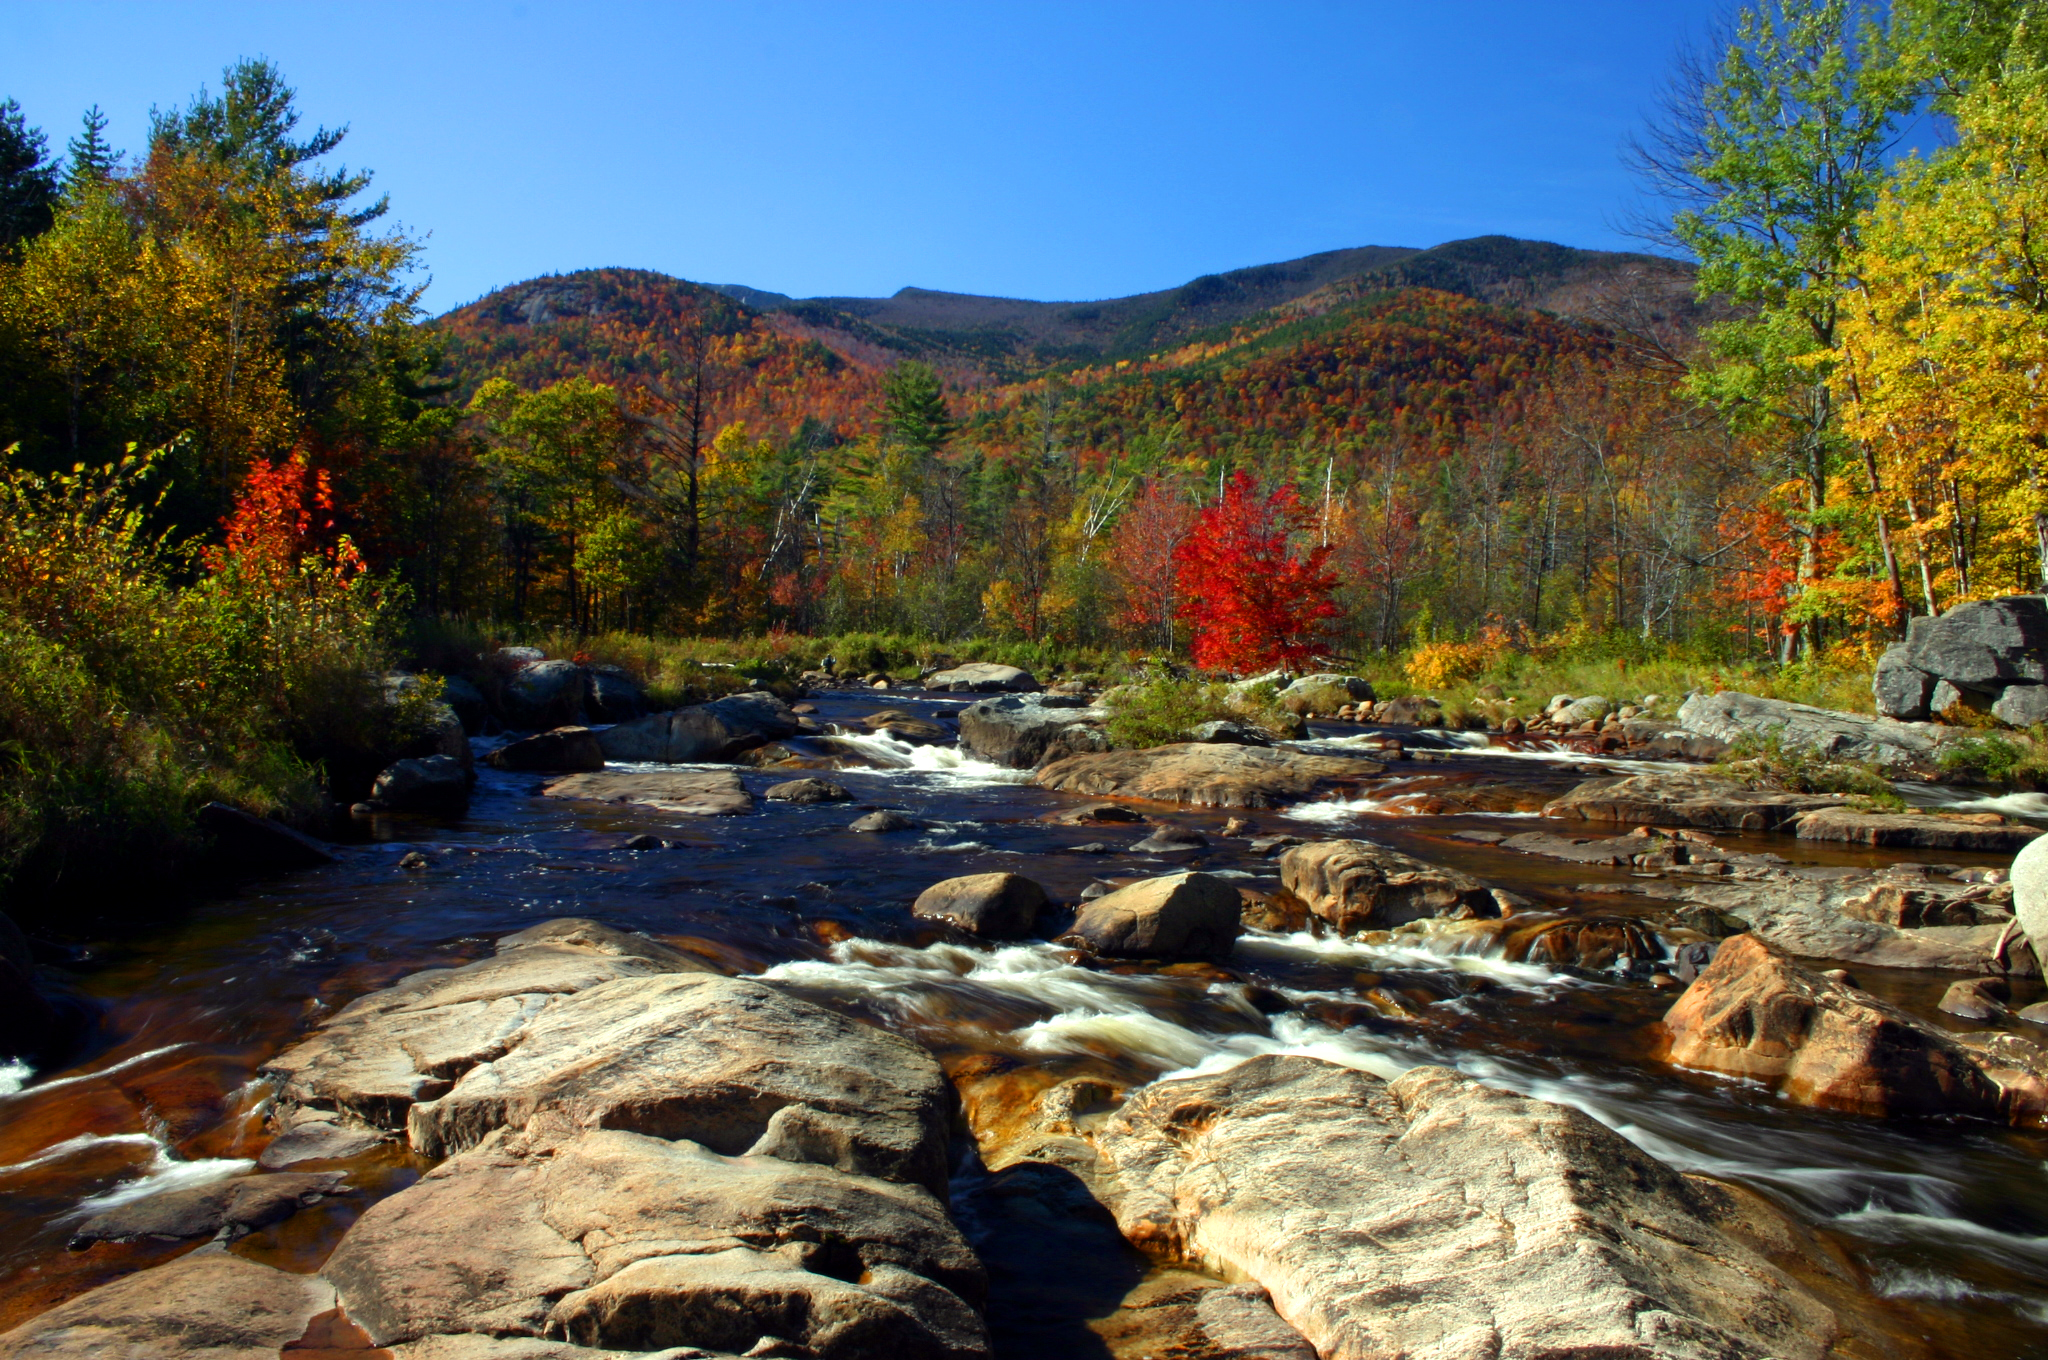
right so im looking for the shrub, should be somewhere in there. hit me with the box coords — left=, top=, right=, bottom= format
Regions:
left=1713, top=734, right=1903, bottom=806
left=1938, top=731, right=2048, bottom=788
left=1103, top=674, right=1296, bottom=749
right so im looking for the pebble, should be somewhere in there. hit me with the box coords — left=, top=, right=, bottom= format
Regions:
left=398, top=851, right=428, bottom=871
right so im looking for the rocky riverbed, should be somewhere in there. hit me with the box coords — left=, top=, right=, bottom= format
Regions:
left=5, top=685, right=2048, bottom=1358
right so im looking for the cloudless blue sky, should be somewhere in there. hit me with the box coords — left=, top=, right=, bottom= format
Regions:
left=6, top=2, right=1720, bottom=313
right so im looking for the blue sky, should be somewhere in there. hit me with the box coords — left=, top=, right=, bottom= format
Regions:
left=6, top=2, right=1719, bottom=313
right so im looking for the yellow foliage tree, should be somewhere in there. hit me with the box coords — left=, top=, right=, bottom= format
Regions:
left=1832, top=57, right=2048, bottom=606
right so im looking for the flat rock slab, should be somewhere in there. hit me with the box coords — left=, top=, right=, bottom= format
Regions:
left=69, top=1170, right=346, bottom=1246
left=1077, top=1055, right=1845, bottom=1360
left=265, top=919, right=713, bottom=1131
left=1034, top=744, right=1384, bottom=809
left=324, top=1127, right=985, bottom=1356
left=543, top=770, right=753, bottom=816
left=1544, top=772, right=1843, bottom=831
left=1677, top=690, right=1961, bottom=771
left=1792, top=807, right=2043, bottom=851
left=0, top=1246, right=337, bottom=1358
left=404, top=972, right=954, bottom=1196
left=1670, top=876, right=2021, bottom=972
left=1278, top=840, right=1495, bottom=933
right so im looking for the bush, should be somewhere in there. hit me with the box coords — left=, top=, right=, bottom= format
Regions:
left=1102, top=674, right=1296, bottom=749
left=1938, top=730, right=2048, bottom=788
left=1713, top=734, right=1903, bottom=807
left=0, top=449, right=409, bottom=911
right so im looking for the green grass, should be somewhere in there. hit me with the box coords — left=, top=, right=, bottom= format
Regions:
left=1100, top=674, right=1298, bottom=749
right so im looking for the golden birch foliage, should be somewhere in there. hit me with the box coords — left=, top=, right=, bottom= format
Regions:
left=1833, top=61, right=2048, bottom=596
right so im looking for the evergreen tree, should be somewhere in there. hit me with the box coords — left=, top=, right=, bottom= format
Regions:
left=64, top=105, right=120, bottom=191
left=882, top=360, right=957, bottom=458
left=150, top=58, right=382, bottom=224
left=0, top=98, right=57, bottom=252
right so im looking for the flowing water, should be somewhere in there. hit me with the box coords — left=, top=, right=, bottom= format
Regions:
left=4, top=689, right=2048, bottom=1356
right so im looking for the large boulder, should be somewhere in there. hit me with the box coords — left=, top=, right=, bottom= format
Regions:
left=1274, top=673, right=1373, bottom=716
left=1057, top=871, right=1242, bottom=958
left=196, top=801, right=337, bottom=874
left=501, top=659, right=589, bottom=730
left=957, top=694, right=1105, bottom=768
left=1676, top=690, right=1962, bottom=770
left=2014, top=833, right=2048, bottom=951
left=923, top=662, right=1040, bottom=693
left=598, top=692, right=799, bottom=763
left=1897, top=595, right=2048, bottom=696
left=324, top=1127, right=985, bottom=1357
left=1545, top=771, right=1845, bottom=831
left=1371, top=694, right=1444, bottom=727
left=1656, top=933, right=2024, bottom=1121
left=486, top=726, right=606, bottom=773
left=585, top=666, right=646, bottom=724
left=543, top=769, right=753, bottom=816
left=372, top=754, right=473, bottom=813
left=440, top=674, right=489, bottom=734
left=0, top=1246, right=338, bottom=1358
left=1034, top=744, right=1384, bottom=809
left=1994, top=681, right=2048, bottom=728
left=1872, top=644, right=1940, bottom=720
left=1071, top=1055, right=1847, bottom=1360
left=912, top=872, right=1048, bottom=939
left=1277, top=839, right=1497, bottom=933
left=1550, top=694, right=1612, bottom=727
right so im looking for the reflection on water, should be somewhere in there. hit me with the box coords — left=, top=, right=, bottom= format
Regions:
left=0, top=692, right=2045, bottom=1354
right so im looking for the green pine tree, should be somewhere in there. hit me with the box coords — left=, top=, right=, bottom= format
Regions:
left=0, top=98, right=57, bottom=252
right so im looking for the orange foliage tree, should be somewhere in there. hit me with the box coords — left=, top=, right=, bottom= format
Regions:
left=1174, top=472, right=1338, bottom=671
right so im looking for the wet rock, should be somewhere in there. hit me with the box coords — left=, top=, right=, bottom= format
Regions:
left=399, top=851, right=430, bottom=871
left=765, top=777, right=852, bottom=804
left=405, top=973, right=954, bottom=1194
left=1034, top=744, right=1384, bottom=809
left=326, top=1127, right=984, bottom=1356
left=1657, top=934, right=2007, bottom=1120
left=196, top=800, right=337, bottom=874
left=1670, top=940, right=1719, bottom=984
left=1544, top=772, right=1843, bottom=831
left=265, top=918, right=714, bottom=1132
left=1792, top=806, right=2042, bottom=852
left=1049, top=802, right=1144, bottom=825
left=912, top=872, right=1048, bottom=939
left=1278, top=839, right=1496, bottom=933
left=1676, top=690, right=1962, bottom=771
left=373, top=754, right=473, bottom=813
left=69, top=1170, right=346, bottom=1246
left=0, top=1246, right=337, bottom=1358
left=259, top=1116, right=390, bottom=1168
left=1668, top=871, right=2023, bottom=972
left=1130, top=825, right=1208, bottom=853
left=598, top=693, right=800, bottom=763
left=1551, top=695, right=1611, bottom=727
left=488, top=726, right=606, bottom=773
left=1939, top=976, right=2011, bottom=1021
left=1245, top=833, right=1304, bottom=857
left=1058, top=872, right=1242, bottom=959
left=1186, top=720, right=1274, bottom=746
left=622, top=834, right=663, bottom=850
left=503, top=659, right=589, bottom=730
left=924, top=662, right=1040, bottom=693
left=850, top=809, right=919, bottom=833
left=1839, top=879, right=2013, bottom=927
left=543, top=770, right=753, bottom=816
left=956, top=693, right=1104, bottom=768
left=1071, top=1055, right=1844, bottom=1360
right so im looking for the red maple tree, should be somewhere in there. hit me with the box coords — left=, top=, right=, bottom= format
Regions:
left=1173, top=471, right=1339, bottom=671
left=206, top=452, right=363, bottom=584
left=1108, top=479, right=1198, bottom=652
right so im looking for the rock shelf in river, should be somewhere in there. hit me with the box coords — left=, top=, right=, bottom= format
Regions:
left=541, top=768, right=753, bottom=816
left=1034, top=742, right=1385, bottom=807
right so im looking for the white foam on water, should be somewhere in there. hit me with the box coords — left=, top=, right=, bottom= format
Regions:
left=0, top=1132, right=161, bottom=1177
left=1832, top=1207, right=2048, bottom=1266
left=0, top=1058, right=32, bottom=1095
left=68, top=1147, right=254, bottom=1218
left=1280, top=795, right=1421, bottom=823
left=1909, top=787, right=2048, bottom=819
left=0, top=1045, right=191, bottom=1102
left=823, top=732, right=1033, bottom=786
left=1233, top=928, right=1580, bottom=992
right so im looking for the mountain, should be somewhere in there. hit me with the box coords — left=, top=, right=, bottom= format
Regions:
left=697, top=236, right=1698, bottom=379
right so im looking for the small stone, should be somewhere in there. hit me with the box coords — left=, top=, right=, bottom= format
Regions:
left=1649, top=972, right=1680, bottom=988
left=1080, top=882, right=1114, bottom=900
left=791, top=702, right=818, bottom=714
left=623, top=834, right=663, bottom=850
left=1222, top=817, right=1252, bottom=837
left=399, top=852, right=428, bottom=871
left=1939, top=976, right=2011, bottom=1021
left=1071, top=842, right=1109, bottom=853
left=1820, top=968, right=1857, bottom=987
left=850, top=809, right=918, bottom=833
left=912, top=871, right=1049, bottom=938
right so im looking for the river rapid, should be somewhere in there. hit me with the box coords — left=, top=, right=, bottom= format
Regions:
left=5, top=687, right=2048, bottom=1357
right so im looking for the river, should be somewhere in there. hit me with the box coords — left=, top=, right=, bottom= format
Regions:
left=3, top=687, right=2046, bottom=1357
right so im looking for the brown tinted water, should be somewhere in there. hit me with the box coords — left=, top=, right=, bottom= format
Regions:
left=4, top=691, right=2048, bottom=1357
